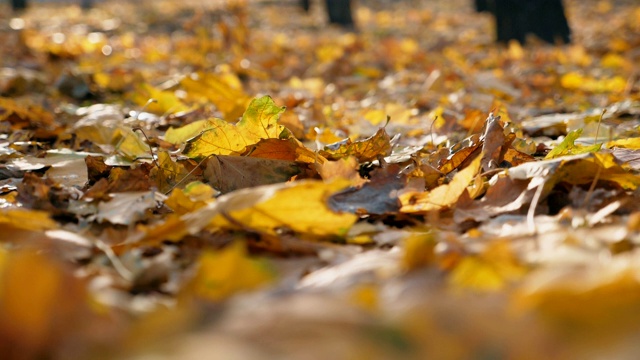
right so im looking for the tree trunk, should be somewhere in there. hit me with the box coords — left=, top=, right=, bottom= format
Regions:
left=483, top=0, right=571, bottom=44
left=300, top=0, right=311, bottom=12
left=11, top=0, right=28, bottom=11
left=325, top=0, right=354, bottom=27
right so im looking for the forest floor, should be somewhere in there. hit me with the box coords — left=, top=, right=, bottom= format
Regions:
left=1, top=0, right=640, bottom=359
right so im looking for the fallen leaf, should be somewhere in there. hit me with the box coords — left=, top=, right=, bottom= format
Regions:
left=401, top=232, right=436, bottom=271
left=401, top=154, right=482, bottom=213
left=96, top=191, right=160, bottom=225
left=203, top=155, right=301, bottom=193
left=191, top=241, right=276, bottom=301
left=181, top=72, right=251, bottom=120
left=183, top=96, right=288, bottom=159
left=320, top=127, right=392, bottom=163
left=328, top=164, right=405, bottom=215
left=545, top=128, right=601, bottom=159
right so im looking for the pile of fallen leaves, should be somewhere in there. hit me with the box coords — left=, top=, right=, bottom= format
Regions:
left=1, top=0, right=640, bottom=358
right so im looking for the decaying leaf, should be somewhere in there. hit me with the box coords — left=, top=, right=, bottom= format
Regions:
left=204, top=155, right=301, bottom=193
left=328, top=164, right=405, bottom=215
left=96, top=191, right=161, bottom=225
left=320, top=127, right=392, bottom=163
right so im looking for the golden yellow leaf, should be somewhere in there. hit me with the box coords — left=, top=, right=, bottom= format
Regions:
left=550, top=152, right=640, bottom=190
left=0, top=250, right=89, bottom=351
left=401, top=232, right=436, bottom=271
left=320, top=127, right=392, bottom=163
left=401, top=154, right=482, bottom=213
left=215, top=180, right=358, bottom=237
left=449, top=241, right=527, bottom=292
left=181, top=72, right=251, bottom=120
left=183, top=96, right=288, bottom=159
left=0, top=209, right=57, bottom=231
left=317, top=157, right=365, bottom=185
left=191, top=241, right=275, bottom=301
left=131, top=83, right=192, bottom=115
left=606, top=137, right=640, bottom=149
left=165, top=189, right=208, bottom=215
left=115, top=128, right=146, bottom=158
left=164, top=119, right=218, bottom=145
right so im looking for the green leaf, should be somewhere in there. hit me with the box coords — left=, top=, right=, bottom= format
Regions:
left=545, top=129, right=601, bottom=159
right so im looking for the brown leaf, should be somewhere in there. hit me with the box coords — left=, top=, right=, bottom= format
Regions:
left=320, top=128, right=392, bottom=163
left=204, top=155, right=302, bottom=193
left=245, top=138, right=320, bottom=164
left=328, top=164, right=405, bottom=215
left=480, top=113, right=506, bottom=172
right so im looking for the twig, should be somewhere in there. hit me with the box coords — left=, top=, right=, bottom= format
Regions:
left=164, top=156, right=209, bottom=195
left=429, top=115, right=438, bottom=147
left=581, top=165, right=602, bottom=210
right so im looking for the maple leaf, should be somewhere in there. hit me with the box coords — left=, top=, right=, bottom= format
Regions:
left=183, top=96, right=288, bottom=159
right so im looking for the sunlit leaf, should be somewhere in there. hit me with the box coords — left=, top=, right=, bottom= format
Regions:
left=215, top=180, right=358, bottom=237
left=131, top=83, right=192, bottom=115
left=545, top=128, right=601, bottom=159
left=245, top=138, right=320, bottom=164
left=401, top=154, right=482, bottom=213
left=164, top=182, right=215, bottom=215
left=181, top=72, right=251, bottom=120
left=151, top=151, right=195, bottom=193
left=606, top=137, right=640, bottom=149
left=320, top=127, right=392, bottom=163
left=164, top=119, right=218, bottom=145
left=183, top=96, right=288, bottom=159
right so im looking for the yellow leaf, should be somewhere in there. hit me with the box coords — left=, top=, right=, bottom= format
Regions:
left=164, top=182, right=216, bottom=215
left=0, top=250, right=89, bottom=351
left=164, top=119, right=218, bottom=145
left=192, top=241, right=275, bottom=301
left=183, top=96, right=288, bottom=159
left=401, top=154, right=482, bottom=213
left=606, top=137, right=640, bottom=149
left=551, top=152, right=640, bottom=190
left=151, top=151, right=194, bottom=193
left=131, top=83, right=192, bottom=115
left=401, top=232, right=436, bottom=271
left=217, top=180, right=358, bottom=237
left=320, top=127, right=392, bottom=163
left=363, top=109, right=387, bottom=126
left=181, top=72, right=250, bottom=120
left=0, top=209, right=57, bottom=231
left=112, top=127, right=152, bottom=160
left=449, top=241, right=527, bottom=292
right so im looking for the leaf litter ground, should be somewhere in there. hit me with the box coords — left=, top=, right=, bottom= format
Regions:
left=1, top=0, right=640, bottom=358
